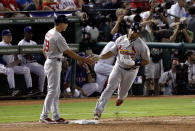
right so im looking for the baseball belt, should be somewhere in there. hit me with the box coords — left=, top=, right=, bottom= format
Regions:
left=48, top=58, right=62, bottom=62
left=118, top=65, right=137, bottom=71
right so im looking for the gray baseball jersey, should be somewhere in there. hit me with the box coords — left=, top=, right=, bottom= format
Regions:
left=94, top=35, right=150, bottom=115
left=110, top=35, right=150, bottom=68
left=43, top=28, right=69, bottom=59
left=18, top=39, right=37, bottom=63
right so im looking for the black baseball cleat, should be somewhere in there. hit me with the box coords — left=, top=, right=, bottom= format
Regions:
left=39, top=118, right=55, bottom=124
left=116, top=99, right=123, bottom=106
left=26, top=87, right=33, bottom=95
left=26, top=88, right=41, bottom=96
left=54, top=118, right=69, bottom=124
left=10, top=88, right=20, bottom=96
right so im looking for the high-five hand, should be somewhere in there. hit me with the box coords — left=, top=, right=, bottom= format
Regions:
left=84, top=55, right=95, bottom=65
left=90, top=54, right=101, bottom=63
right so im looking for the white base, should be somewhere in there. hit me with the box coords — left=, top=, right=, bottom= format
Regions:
left=69, top=119, right=99, bottom=124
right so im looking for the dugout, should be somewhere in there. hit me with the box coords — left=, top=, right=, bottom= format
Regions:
left=0, top=15, right=80, bottom=98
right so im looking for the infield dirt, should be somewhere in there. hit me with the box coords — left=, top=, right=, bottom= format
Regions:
left=0, top=96, right=195, bottom=131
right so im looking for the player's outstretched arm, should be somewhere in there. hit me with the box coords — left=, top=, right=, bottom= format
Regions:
left=100, top=51, right=115, bottom=59
left=64, top=49, right=94, bottom=65
left=89, top=51, right=115, bottom=63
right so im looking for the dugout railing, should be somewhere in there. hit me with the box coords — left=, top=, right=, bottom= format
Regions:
left=0, top=42, right=194, bottom=96
left=0, top=44, right=79, bottom=96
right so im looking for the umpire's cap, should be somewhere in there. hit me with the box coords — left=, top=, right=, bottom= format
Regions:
left=54, top=15, right=70, bottom=25
left=130, top=22, right=141, bottom=33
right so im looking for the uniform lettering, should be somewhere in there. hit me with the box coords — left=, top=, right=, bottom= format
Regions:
left=44, top=39, right=50, bottom=52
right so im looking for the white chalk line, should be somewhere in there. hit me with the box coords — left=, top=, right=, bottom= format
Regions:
left=1, top=111, right=146, bottom=118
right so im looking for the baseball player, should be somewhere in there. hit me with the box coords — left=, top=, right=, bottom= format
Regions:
left=18, top=26, right=46, bottom=95
left=0, top=30, right=19, bottom=96
left=0, top=29, right=33, bottom=95
left=64, top=52, right=98, bottom=98
left=93, top=22, right=150, bottom=120
left=94, top=33, right=121, bottom=93
left=40, top=15, right=94, bottom=124
left=0, top=54, right=19, bottom=96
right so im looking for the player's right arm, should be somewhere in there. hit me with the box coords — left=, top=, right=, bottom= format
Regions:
left=91, top=49, right=116, bottom=63
left=99, top=51, right=115, bottom=60
left=64, top=49, right=94, bottom=65
left=97, top=40, right=118, bottom=61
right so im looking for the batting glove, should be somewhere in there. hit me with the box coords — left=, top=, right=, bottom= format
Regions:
left=134, top=59, right=141, bottom=66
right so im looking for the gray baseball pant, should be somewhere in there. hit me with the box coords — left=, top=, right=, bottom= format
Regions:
left=94, top=64, right=139, bottom=114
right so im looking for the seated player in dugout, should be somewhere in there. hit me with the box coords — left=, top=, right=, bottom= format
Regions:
left=0, top=29, right=33, bottom=95
left=18, top=26, right=46, bottom=95
left=64, top=52, right=98, bottom=98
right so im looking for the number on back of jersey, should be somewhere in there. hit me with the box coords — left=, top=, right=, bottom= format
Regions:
left=43, top=39, right=50, bottom=52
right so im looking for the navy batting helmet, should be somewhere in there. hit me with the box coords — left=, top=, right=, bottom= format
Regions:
left=130, top=22, right=141, bottom=33
left=54, top=15, right=70, bottom=25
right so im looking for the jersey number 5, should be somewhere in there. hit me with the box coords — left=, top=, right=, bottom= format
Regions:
left=44, top=39, right=50, bottom=52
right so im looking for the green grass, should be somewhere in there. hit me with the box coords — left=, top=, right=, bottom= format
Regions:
left=0, top=97, right=195, bottom=123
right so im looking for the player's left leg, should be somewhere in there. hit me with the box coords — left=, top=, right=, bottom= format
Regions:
left=94, top=65, right=122, bottom=119
left=26, top=62, right=46, bottom=93
left=12, top=66, right=32, bottom=94
left=117, top=68, right=139, bottom=103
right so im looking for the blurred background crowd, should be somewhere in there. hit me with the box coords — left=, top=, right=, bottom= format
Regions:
left=0, top=0, right=195, bottom=98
